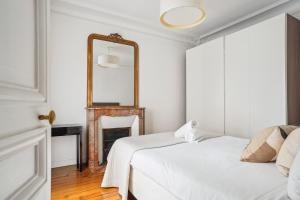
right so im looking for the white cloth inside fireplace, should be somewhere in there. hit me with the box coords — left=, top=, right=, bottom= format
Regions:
left=98, top=115, right=139, bottom=164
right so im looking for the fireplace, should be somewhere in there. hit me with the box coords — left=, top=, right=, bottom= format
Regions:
left=86, top=107, right=145, bottom=173
left=102, top=127, right=131, bottom=163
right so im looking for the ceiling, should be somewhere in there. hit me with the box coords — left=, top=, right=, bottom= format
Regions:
left=81, top=0, right=290, bottom=37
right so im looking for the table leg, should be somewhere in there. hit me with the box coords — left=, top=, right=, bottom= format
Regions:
left=80, top=133, right=82, bottom=172
left=76, top=134, right=79, bottom=169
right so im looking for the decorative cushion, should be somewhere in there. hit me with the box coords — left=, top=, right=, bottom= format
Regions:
left=288, top=150, right=300, bottom=200
left=276, top=128, right=300, bottom=176
left=241, top=125, right=297, bottom=163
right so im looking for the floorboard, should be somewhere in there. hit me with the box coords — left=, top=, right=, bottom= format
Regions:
left=51, top=165, right=121, bottom=200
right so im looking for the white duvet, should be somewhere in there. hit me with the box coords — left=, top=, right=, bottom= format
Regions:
left=102, top=132, right=185, bottom=200
left=131, top=136, right=289, bottom=200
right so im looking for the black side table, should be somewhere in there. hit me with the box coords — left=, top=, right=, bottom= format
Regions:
left=51, top=124, right=83, bottom=172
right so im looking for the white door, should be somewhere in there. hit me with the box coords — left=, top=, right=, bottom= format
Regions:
left=225, top=14, right=287, bottom=138
left=247, top=14, right=286, bottom=136
left=0, top=0, right=51, bottom=199
left=225, top=26, right=251, bottom=138
left=186, top=37, right=225, bottom=133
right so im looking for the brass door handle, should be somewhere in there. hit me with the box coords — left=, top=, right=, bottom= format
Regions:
left=38, top=110, right=56, bottom=125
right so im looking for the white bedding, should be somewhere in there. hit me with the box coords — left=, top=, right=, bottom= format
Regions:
left=131, top=136, right=289, bottom=200
left=129, top=167, right=178, bottom=200
left=101, top=132, right=185, bottom=200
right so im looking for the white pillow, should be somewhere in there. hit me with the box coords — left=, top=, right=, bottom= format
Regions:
left=174, top=120, right=197, bottom=138
left=288, top=150, right=300, bottom=200
left=185, top=129, right=223, bottom=143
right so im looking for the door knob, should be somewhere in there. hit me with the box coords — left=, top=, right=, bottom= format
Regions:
left=38, top=110, right=56, bottom=125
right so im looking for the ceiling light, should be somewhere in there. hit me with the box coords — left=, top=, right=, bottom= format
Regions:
left=160, top=0, right=207, bottom=29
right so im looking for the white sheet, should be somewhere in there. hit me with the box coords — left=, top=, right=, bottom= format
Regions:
left=101, top=132, right=185, bottom=200
left=131, top=136, right=288, bottom=200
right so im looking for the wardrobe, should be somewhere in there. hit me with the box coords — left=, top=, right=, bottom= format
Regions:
left=186, top=14, right=300, bottom=138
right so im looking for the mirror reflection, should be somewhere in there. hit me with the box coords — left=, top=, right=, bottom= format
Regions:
left=92, top=40, right=134, bottom=106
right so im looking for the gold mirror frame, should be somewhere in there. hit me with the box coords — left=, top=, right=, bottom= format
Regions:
left=87, top=33, right=139, bottom=108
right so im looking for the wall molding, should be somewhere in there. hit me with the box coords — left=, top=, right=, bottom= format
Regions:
left=51, top=158, right=77, bottom=168
left=51, top=0, right=300, bottom=45
left=197, top=0, right=300, bottom=44
left=51, top=0, right=196, bottom=44
left=0, top=127, right=48, bottom=200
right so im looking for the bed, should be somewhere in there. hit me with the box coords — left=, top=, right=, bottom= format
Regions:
left=102, top=133, right=289, bottom=200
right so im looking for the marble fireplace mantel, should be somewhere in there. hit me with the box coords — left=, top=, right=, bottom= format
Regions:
left=86, top=106, right=145, bottom=173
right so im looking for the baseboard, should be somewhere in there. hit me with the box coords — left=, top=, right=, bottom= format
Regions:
left=51, top=159, right=76, bottom=168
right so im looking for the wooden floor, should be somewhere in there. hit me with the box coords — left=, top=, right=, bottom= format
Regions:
left=51, top=165, right=121, bottom=200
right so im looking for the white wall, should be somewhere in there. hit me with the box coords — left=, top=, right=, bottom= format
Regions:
left=50, top=11, right=190, bottom=167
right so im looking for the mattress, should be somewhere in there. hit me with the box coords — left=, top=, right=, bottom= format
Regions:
left=130, top=136, right=289, bottom=200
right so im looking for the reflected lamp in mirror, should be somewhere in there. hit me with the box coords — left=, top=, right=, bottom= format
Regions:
left=97, top=54, right=120, bottom=68
left=97, top=46, right=132, bottom=69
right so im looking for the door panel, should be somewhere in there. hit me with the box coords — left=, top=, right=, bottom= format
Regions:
left=0, top=0, right=36, bottom=88
left=0, top=0, right=48, bottom=102
left=248, top=14, right=287, bottom=135
left=186, top=37, right=224, bottom=133
left=225, top=27, right=251, bottom=137
left=1, top=146, right=36, bottom=198
left=225, top=14, right=287, bottom=138
left=0, top=0, right=50, bottom=199
left=0, top=128, right=48, bottom=199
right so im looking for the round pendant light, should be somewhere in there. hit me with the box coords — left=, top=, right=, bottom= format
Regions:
left=160, top=0, right=206, bottom=29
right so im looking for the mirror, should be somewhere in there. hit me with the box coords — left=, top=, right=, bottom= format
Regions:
left=87, top=33, right=139, bottom=107
left=93, top=40, right=134, bottom=105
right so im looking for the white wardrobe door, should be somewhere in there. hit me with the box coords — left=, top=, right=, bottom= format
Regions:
left=225, top=28, right=251, bottom=137
left=225, top=14, right=287, bottom=138
left=186, top=37, right=224, bottom=133
left=248, top=14, right=287, bottom=135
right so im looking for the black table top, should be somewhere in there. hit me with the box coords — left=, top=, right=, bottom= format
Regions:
left=51, top=124, right=83, bottom=137
left=52, top=124, right=83, bottom=128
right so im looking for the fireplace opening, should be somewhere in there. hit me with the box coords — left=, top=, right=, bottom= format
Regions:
left=102, top=127, right=131, bottom=163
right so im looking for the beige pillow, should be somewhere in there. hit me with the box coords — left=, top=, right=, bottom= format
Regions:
left=276, top=128, right=300, bottom=176
left=241, top=125, right=297, bottom=163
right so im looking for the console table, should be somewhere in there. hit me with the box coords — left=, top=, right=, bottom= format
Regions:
left=51, top=124, right=83, bottom=171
